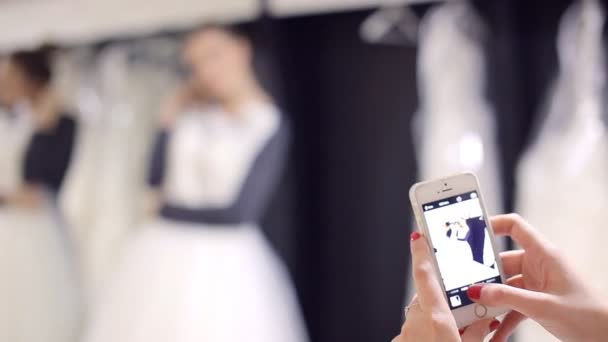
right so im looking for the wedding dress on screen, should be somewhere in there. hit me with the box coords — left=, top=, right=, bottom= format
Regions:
left=516, top=1, right=608, bottom=341
left=84, top=101, right=309, bottom=342
left=0, top=106, right=79, bottom=342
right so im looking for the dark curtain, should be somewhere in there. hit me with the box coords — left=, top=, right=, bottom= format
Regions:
left=259, top=12, right=418, bottom=342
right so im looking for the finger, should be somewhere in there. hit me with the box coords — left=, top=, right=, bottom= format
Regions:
left=404, top=297, right=423, bottom=320
left=467, top=283, right=556, bottom=319
left=399, top=299, right=428, bottom=342
left=460, top=318, right=496, bottom=341
left=499, top=250, right=524, bottom=277
left=410, top=232, right=448, bottom=310
left=490, top=214, right=547, bottom=250
left=407, top=294, right=418, bottom=306
left=490, top=311, right=527, bottom=342
left=506, top=274, right=524, bottom=289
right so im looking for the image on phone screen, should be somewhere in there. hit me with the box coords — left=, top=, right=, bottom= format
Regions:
left=422, top=191, right=502, bottom=310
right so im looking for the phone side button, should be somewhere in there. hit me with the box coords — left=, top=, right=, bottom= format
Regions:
left=474, top=304, right=487, bottom=318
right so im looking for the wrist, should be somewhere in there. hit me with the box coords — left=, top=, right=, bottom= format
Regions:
left=587, top=301, right=608, bottom=342
left=601, top=303, right=608, bottom=328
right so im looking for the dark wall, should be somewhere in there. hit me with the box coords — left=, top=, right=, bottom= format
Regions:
left=274, top=12, right=419, bottom=342
left=261, top=12, right=418, bottom=342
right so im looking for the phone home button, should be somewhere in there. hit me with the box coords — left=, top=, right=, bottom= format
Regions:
left=474, top=304, right=487, bottom=318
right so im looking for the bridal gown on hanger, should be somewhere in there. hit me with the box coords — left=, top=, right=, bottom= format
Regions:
left=414, top=1, right=503, bottom=215
left=58, top=49, right=105, bottom=308
left=60, top=43, right=177, bottom=307
left=78, top=45, right=168, bottom=304
left=516, top=1, right=608, bottom=341
left=83, top=102, right=309, bottom=342
left=407, top=2, right=504, bottom=302
left=0, top=107, right=79, bottom=342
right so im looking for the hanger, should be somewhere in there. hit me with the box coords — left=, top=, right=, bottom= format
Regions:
left=360, top=0, right=449, bottom=46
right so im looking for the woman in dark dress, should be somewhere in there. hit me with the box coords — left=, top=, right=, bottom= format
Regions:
left=0, top=48, right=79, bottom=342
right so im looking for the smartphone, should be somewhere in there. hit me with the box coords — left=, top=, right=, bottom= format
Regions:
left=409, top=172, right=508, bottom=328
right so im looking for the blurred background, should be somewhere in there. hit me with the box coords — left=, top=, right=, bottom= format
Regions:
left=0, top=0, right=606, bottom=342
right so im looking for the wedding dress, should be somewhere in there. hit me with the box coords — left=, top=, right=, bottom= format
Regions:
left=516, top=1, right=608, bottom=341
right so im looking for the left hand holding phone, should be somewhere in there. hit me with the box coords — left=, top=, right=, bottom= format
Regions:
left=391, top=231, right=499, bottom=342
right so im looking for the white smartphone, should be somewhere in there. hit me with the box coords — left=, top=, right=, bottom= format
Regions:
left=409, top=172, right=508, bottom=328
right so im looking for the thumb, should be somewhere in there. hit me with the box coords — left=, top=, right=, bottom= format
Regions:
left=467, top=284, right=556, bottom=319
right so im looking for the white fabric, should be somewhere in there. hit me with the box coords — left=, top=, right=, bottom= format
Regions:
left=164, top=103, right=279, bottom=209
left=414, top=1, right=503, bottom=216
left=406, top=4, right=505, bottom=318
left=59, top=44, right=177, bottom=307
left=451, top=223, right=470, bottom=241
left=516, top=1, right=608, bottom=341
left=84, top=104, right=308, bottom=342
left=0, top=111, right=80, bottom=342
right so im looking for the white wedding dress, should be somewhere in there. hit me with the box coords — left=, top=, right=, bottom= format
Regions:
left=407, top=3, right=505, bottom=310
left=0, top=109, right=79, bottom=342
left=516, top=1, right=608, bottom=341
left=414, top=1, right=503, bottom=215
left=59, top=42, right=178, bottom=306
left=83, top=102, right=309, bottom=342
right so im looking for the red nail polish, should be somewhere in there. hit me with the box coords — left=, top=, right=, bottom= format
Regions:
left=489, top=319, right=500, bottom=331
left=410, top=231, right=421, bottom=241
left=459, top=328, right=465, bottom=335
left=467, top=284, right=483, bottom=300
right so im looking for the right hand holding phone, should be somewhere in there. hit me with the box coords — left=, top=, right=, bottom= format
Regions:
left=468, top=214, right=608, bottom=342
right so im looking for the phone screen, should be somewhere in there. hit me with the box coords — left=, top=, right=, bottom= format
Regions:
left=422, top=191, right=502, bottom=310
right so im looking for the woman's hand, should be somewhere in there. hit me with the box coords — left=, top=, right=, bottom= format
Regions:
left=392, top=232, right=499, bottom=342
left=159, top=82, right=199, bottom=128
left=468, top=214, right=608, bottom=342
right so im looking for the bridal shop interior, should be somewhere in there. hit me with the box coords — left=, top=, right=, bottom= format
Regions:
left=0, top=0, right=607, bottom=342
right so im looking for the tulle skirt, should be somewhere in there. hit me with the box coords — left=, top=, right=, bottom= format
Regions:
left=0, top=205, right=80, bottom=342
left=84, top=219, right=309, bottom=342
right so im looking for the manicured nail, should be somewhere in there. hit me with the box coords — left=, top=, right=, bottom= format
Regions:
left=467, top=284, right=483, bottom=300
left=459, top=328, right=465, bottom=335
left=489, top=319, right=500, bottom=332
left=410, top=231, right=421, bottom=241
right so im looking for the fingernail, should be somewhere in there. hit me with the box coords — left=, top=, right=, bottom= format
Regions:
left=467, top=284, right=483, bottom=300
left=489, top=319, right=500, bottom=332
left=459, top=328, right=465, bottom=335
left=411, top=231, right=421, bottom=241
